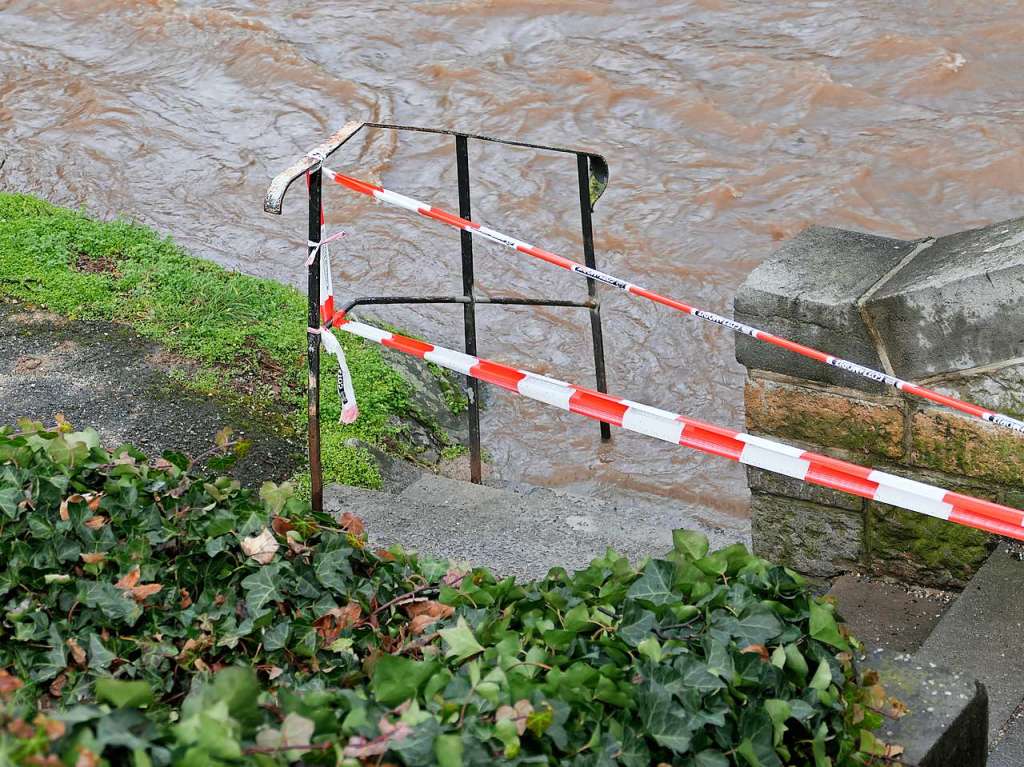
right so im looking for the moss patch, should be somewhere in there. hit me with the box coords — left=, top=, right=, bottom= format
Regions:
left=0, top=193, right=451, bottom=488
left=911, top=410, right=1024, bottom=486
left=745, top=376, right=905, bottom=459
left=866, top=502, right=993, bottom=588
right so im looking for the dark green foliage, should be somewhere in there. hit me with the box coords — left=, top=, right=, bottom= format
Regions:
left=0, top=424, right=892, bottom=765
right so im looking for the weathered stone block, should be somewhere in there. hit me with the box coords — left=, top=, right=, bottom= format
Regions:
left=872, top=657, right=987, bottom=767
left=750, top=492, right=864, bottom=577
left=745, top=465, right=864, bottom=511
left=916, top=545, right=1024, bottom=744
left=735, top=226, right=921, bottom=390
left=925, top=362, right=1024, bottom=421
left=863, top=217, right=1024, bottom=379
left=866, top=502, right=993, bottom=589
left=744, top=375, right=905, bottom=459
left=909, top=409, right=1024, bottom=486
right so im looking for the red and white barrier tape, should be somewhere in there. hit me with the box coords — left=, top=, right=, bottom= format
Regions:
left=322, top=167, right=1024, bottom=436
left=305, top=165, right=355, bottom=423
left=325, top=315, right=1024, bottom=541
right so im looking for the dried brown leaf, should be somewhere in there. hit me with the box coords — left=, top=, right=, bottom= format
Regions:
left=442, top=568, right=468, bottom=587
left=404, top=600, right=454, bottom=634
left=49, top=672, right=67, bottom=698
left=34, top=714, right=65, bottom=741
left=7, top=718, right=35, bottom=739
left=314, top=603, right=363, bottom=644
left=740, top=644, right=769, bottom=661
left=0, top=669, right=24, bottom=700
left=271, top=516, right=294, bottom=536
left=339, top=512, right=365, bottom=536
left=115, top=568, right=141, bottom=590
left=58, top=494, right=79, bottom=521
left=83, top=515, right=107, bottom=530
left=74, top=747, right=100, bottom=767
left=343, top=722, right=412, bottom=758
left=129, top=583, right=163, bottom=603
left=240, top=528, right=279, bottom=565
left=66, top=638, right=86, bottom=667
left=890, top=697, right=909, bottom=719
left=80, top=552, right=106, bottom=565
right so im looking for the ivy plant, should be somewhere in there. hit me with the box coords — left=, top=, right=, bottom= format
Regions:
left=0, top=422, right=902, bottom=766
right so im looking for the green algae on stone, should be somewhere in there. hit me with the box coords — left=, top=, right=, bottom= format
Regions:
left=866, top=502, right=994, bottom=588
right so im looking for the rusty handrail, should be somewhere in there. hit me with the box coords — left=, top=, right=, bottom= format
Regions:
left=264, top=121, right=609, bottom=216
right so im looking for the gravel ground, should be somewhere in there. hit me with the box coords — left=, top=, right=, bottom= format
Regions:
left=0, top=298, right=301, bottom=486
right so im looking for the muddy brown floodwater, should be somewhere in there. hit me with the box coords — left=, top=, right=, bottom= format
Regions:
left=3, top=0, right=1024, bottom=528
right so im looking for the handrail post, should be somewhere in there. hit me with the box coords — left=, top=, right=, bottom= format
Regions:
left=577, top=153, right=612, bottom=441
left=455, top=135, right=484, bottom=483
left=307, top=167, right=324, bottom=511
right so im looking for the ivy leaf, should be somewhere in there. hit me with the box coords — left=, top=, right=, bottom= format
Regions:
left=809, top=660, right=834, bottom=691
left=80, top=582, right=143, bottom=625
left=493, top=717, right=520, bottom=758
left=88, top=633, right=116, bottom=671
left=811, top=722, right=832, bottom=767
left=672, top=529, right=709, bottom=561
left=371, top=656, right=439, bottom=707
left=34, top=625, right=66, bottom=682
left=762, top=699, right=790, bottom=745
left=694, top=751, right=730, bottom=767
left=618, top=604, right=657, bottom=647
left=0, top=486, right=20, bottom=519
left=809, top=600, right=849, bottom=650
left=728, top=606, right=783, bottom=646
left=390, top=717, right=440, bottom=766
left=737, top=708, right=782, bottom=767
left=241, top=562, right=284, bottom=613
left=677, top=657, right=726, bottom=693
left=312, top=546, right=352, bottom=595
left=440, top=617, right=484, bottom=663
left=626, top=560, right=676, bottom=607
left=259, top=481, right=294, bottom=515
left=94, top=678, right=154, bottom=709
left=435, top=733, right=464, bottom=767
left=636, top=677, right=693, bottom=754
left=618, top=728, right=651, bottom=767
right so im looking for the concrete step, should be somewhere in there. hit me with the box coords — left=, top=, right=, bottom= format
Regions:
left=913, top=543, right=1024, bottom=747
left=990, top=713, right=1024, bottom=767
left=325, top=472, right=748, bottom=580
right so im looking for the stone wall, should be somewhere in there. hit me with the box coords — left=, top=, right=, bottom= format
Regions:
left=734, top=220, right=1024, bottom=588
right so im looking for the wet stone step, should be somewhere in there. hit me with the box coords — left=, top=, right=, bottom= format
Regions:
left=915, top=543, right=1024, bottom=745
left=324, top=472, right=747, bottom=580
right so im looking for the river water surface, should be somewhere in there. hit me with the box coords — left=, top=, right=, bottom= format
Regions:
left=3, top=0, right=1024, bottom=528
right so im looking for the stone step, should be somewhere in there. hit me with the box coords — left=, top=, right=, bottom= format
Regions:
left=914, top=543, right=1024, bottom=746
left=990, top=713, right=1024, bottom=767
left=325, top=472, right=748, bottom=580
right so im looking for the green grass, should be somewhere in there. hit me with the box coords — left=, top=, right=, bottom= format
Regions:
left=0, top=193, right=455, bottom=488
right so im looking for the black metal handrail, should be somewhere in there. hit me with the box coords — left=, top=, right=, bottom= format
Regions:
left=265, top=121, right=612, bottom=513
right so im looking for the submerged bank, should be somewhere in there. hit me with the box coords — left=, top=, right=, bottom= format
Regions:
left=0, top=193, right=466, bottom=489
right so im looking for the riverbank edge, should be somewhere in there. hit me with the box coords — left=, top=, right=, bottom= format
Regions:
left=0, top=192, right=466, bottom=490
